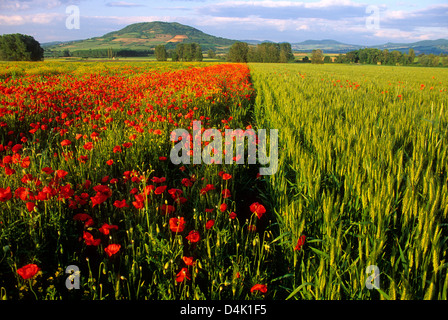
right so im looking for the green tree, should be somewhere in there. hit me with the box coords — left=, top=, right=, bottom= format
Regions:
left=311, top=49, right=324, bottom=64
left=207, top=49, right=216, bottom=59
left=408, top=48, right=415, bottom=65
left=228, top=41, right=249, bottom=63
left=279, top=42, right=294, bottom=63
left=324, top=55, right=331, bottom=63
left=155, top=45, right=167, bottom=61
left=0, top=33, right=43, bottom=61
left=302, top=56, right=310, bottom=63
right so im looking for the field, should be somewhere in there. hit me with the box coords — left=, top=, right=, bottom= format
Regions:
left=0, top=60, right=447, bottom=300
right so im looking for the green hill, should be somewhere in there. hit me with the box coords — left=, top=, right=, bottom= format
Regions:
left=47, top=21, right=236, bottom=54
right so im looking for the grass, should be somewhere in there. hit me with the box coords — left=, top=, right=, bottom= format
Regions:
left=0, top=60, right=447, bottom=300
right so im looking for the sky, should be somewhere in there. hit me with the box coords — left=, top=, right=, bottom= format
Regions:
left=0, top=0, right=447, bottom=45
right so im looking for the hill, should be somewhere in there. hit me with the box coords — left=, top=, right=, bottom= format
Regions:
left=291, top=39, right=362, bottom=53
left=43, top=21, right=448, bottom=56
left=47, top=21, right=236, bottom=53
left=370, top=39, right=448, bottom=55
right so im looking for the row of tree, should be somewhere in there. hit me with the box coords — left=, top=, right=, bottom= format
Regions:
left=155, top=43, right=204, bottom=62
left=228, top=41, right=294, bottom=63
left=335, top=47, right=448, bottom=67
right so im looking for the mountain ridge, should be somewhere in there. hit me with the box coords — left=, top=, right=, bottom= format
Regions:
left=42, top=21, right=448, bottom=55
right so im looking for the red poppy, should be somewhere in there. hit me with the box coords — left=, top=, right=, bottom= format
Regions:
left=41, top=167, right=54, bottom=175
left=154, top=185, right=167, bottom=195
left=104, top=244, right=121, bottom=257
left=11, top=144, right=23, bottom=153
left=294, top=235, right=306, bottom=251
left=221, top=189, right=231, bottom=198
left=181, top=178, right=193, bottom=187
left=0, top=187, right=12, bottom=202
left=219, top=203, right=227, bottom=212
left=160, top=204, right=175, bottom=215
left=113, top=146, right=122, bottom=153
left=186, top=230, right=200, bottom=243
left=222, top=173, right=232, bottom=180
left=182, top=256, right=194, bottom=266
left=169, top=217, right=185, bottom=233
left=83, top=142, right=93, bottom=151
left=250, top=202, right=266, bottom=219
left=229, top=212, right=237, bottom=219
left=73, top=213, right=94, bottom=227
left=61, top=139, right=71, bottom=147
left=99, top=223, right=119, bottom=235
left=17, top=264, right=40, bottom=280
left=5, top=166, right=15, bottom=176
left=113, top=199, right=129, bottom=208
left=26, top=202, right=36, bottom=212
left=56, top=170, right=68, bottom=179
left=20, top=156, right=30, bottom=169
left=106, top=159, right=114, bottom=165
left=206, top=219, right=215, bottom=230
left=250, top=284, right=267, bottom=294
left=176, top=267, right=191, bottom=282
left=83, top=231, right=101, bottom=246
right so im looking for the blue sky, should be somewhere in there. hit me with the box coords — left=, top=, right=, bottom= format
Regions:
left=0, top=0, right=447, bottom=45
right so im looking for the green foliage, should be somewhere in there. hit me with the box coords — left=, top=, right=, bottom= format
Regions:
left=174, top=43, right=203, bottom=62
left=311, top=49, right=324, bottom=64
left=0, top=34, right=43, bottom=61
left=155, top=45, right=168, bottom=61
left=228, top=42, right=249, bottom=63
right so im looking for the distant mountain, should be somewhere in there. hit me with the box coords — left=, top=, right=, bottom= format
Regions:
left=44, top=21, right=448, bottom=55
left=47, top=21, right=236, bottom=53
left=370, top=39, right=448, bottom=54
left=291, top=39, right=362, bottom=53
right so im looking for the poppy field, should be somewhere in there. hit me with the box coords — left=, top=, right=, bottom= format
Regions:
left=0, top=60, right=448, bottom=300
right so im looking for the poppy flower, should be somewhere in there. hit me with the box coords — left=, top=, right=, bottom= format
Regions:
left=56, top=170, right=68, bottom=179
left=160, top=204, right=175, bottom=215
left=0, top=187, right=12, bottom=202
left=222, top=173, right=232, bottom=180
left=250, top=202, right=266, bottom=219
left=61, top=139, right=71, bottom=147
left=113, top=199, right=129, bottom=208
left=42, top=167, right=54, bottom=175
left=221, top=189, right=231, bottom=198
left=17, top=264, right=40, bottom=280
left=113, top=146, right=122, bottom=153
left=186, top=230, right=200, bottom=243
left=176, top=267, right=191, bottom=282
left=206, top=219, right=215, bottom=230
left=219, top=203, right=227, bottom=212
left=20, top=156, right=30, bottom=169
left=250, top=284, right=267, bottom=294
left=26, top=202, right=36, bottom=212
left=83, top=142, right=93, bottom=151
left=106, top=159, right=114, bottom=165
left=169, top=217, right=185, bottom=233
left=229, top=212, right=237, bottom=219
left=11, top=144, right=22, bottom=153
left=83, top=231, right=101, bottom=246
left=73, top=213, right=94, bottom=227
left=104, top=244, right=121, bottom=257
left=99, top=223, right=119, bottom=235
left=182, top=256, right=194, bottom=266
left=294, top=235, right=306, bottom=251
left=154, top=185, right=167, bottom=195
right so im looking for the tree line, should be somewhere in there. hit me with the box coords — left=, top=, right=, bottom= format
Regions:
left=335, top=47, right=448, bottom=67
left=0, top=33, right=43, bottom=61
left=228, top=41, right=294, bottom=63
left=155, top=43, right=203, bottom=62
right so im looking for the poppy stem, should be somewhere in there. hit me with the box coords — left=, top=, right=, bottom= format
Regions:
left=28, top=279, right=38, bottom=300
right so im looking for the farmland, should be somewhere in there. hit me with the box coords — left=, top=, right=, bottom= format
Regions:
left=0, top=60, right=447, bottom=300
